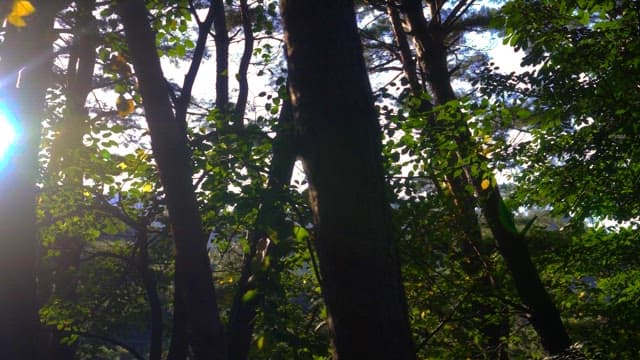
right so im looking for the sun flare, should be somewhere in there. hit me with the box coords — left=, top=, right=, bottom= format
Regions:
left=0, top=112, right=17, bottom=163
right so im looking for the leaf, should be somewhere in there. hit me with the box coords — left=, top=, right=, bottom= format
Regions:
left=242, top=289, right=258, bottom=303
left=516, top=108, right=531, bottom=118
left=175, top=43, right=186, bottom=57
left=293, top=226, right=309, bottom=242
left=481, top=179, right=490, bottom=190
left=7, top=1, right=35, bottom=28
left=116, top=95, right=135, bottom=117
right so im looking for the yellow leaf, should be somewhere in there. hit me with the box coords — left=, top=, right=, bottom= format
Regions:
left=481, top=179, right=490, bottom=190
left=141, top=183, right=153, bottom=193
left=7, top=13, right=25, bottom=27
left=256, top=336, right=265, bottom=350
left=116, top=95, right=135, bottom=117
left=116, top=162, right=128, bottom=170
left=108, top=54, right=132, bottom=77
left=135, top=149, right=149, bottom=161
left=7, top=1, right=35, bottom=28
left=12, top=0, right=34, bottom=16
left=110, top=54, right=127, bottom=69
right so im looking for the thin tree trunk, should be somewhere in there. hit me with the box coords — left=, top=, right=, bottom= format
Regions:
left=387, top=5, right=423, bottom=97
left=388, top=5, right=509, bottom=357
left=233, top=0, right=254, bottom=129
left=116, top=1, right=226, bottom=358
left=43, top=3, right=97, bottom=358
left=136, top=233, right=163, bottom=360
left=481, top=187, right=571, bottom=355
left=0, top=1, right=66, bottom=358
left=281, top=1, right=416, bottom=358
left=227, top=96, right=296, bottom=359
left=169, top=3, right=216, bottom=358
left=211, top=0, right=231, bottom=125
left=400, top=0, right=571, bottom=354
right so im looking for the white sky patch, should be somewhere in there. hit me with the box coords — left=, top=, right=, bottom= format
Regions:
left=597, top=217, right=640, bottom=231
left=488, top=41, right=525, bottom=73
left=463, top=31, right=527, bottom=73
left=159, top=25, right=282, bottom=126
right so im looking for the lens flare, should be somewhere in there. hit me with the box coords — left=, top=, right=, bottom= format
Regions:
left=0, top=108, right=18, bottom=170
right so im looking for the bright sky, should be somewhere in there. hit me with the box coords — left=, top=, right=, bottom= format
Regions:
left=0, top=2, right=525, bottom=172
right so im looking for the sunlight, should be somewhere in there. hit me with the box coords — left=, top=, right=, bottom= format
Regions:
left=0, top=106, right=17, bottom=169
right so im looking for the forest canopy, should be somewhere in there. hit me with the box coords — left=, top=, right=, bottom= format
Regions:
left=0, top=0, right=638, bottom=359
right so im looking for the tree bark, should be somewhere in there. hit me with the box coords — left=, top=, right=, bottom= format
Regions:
left=280, top=1, right=416, bottom=358
left=136, top=233, right=163, bottom=360
left=387, top=4, right=423, bottom=97
left=233, top=0, right=254, bottom=129
left=211, top=0, right=232, bottom=126
left=167, top=280, right=189, bottom=360
left=116, top=1, right=226, bottom=358
left=481, top=187, right=571, bottom=355
left=0, top=1, right=66, bottom=358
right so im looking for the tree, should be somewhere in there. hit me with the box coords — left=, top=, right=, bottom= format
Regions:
left=40, top=2, right=98, bottom=358
left=477, top=0, right=640, bottom=356
left=0, top=1, right=68, bottom=357
left=391, top=0, right=572, bottom=354
left=384, top=2, right=510, bottom=357
left=280, top=0, right=416, bottom=358
left=116, top=0, right=226, bottom=357
left=226, top=93, right=298, bottom=359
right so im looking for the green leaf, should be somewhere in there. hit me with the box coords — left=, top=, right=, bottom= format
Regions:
left=242, top=289, right=258, bottom=303
left=293, top=225, right=309, bottom=242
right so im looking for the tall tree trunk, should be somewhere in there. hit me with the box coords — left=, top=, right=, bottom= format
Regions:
left=400, top=0, right=571, bottom=354
left=280, top=1, right=416, bottom=358
left=0, top=1, right=66, bottom=358
left=388, top=4, right=509, bottom=357
left=211, top=0, right=232, bottom=126
left=227, top=96, right=296, bottom=359
left=116, top=1, right=226, bottom=358
left=43, top=3, right=97, bottom=358
left=168, top=3, right=215, bottom=359
left=481, top=187, right=571, bottom=355
left=233, top=0, right=254, bottom=129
